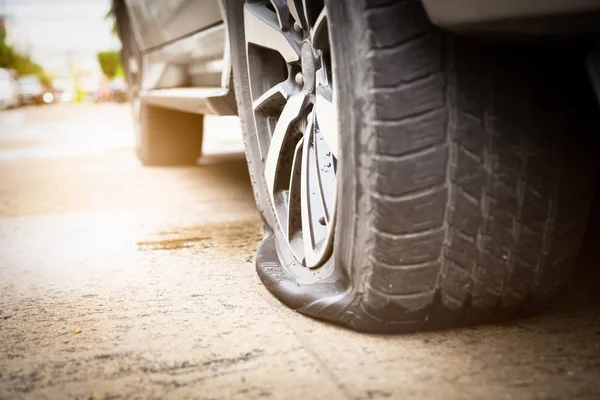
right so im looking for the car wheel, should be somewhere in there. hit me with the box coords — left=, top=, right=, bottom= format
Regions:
left=134, top=103, right=204, bottom=166
left=226, top=0, right=598, bottom=332
left=116, top=0, right=204, bottom=167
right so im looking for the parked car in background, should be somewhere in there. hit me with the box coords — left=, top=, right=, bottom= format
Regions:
left=52, top=77, right=76, bottom=103
left=94, top=78, right=128, bottom=103
left=17, top=75, right=52, bottom=105
left=108, top=78, right=128, bottom=103
left=114, top=0, right=600, bottom=333
left=0, top=68, right=20, bottom=109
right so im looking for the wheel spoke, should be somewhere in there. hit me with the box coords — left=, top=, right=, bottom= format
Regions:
left=287, top=138, right=303, bottom=235
left=301, top=0, right=312, bottom=29
left=310, top=9, right=328, bottom=50
left=286, top=0, right=307, bottom=30
left=264, top=92, right=308, bottom=198
left=252, top=80, right=296, bottom=111
left=300, top=119, right=315, bottom=256
left=315, top=81, right=338, bottom=158
left=269, top=0, right=291, bottom=30
left=286, top=137, right=305, bottom=259
left=313, top=119, right=336, bottom=220
left=244, top=2, right=300, bottom=63
left=253, top=81, right=296, bottom=162
left=301, top=115, right=329, bottom=267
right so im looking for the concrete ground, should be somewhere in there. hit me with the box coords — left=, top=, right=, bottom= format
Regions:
left=0, top=103, right=599, bottom=400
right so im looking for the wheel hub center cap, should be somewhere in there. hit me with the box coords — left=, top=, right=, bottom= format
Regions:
left=301, top=42, right=318, bottom=92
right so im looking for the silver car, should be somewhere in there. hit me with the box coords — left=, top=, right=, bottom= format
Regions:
left=0, top=68, right=20, bottom=109
left=114, top=0, right=600, bottom=332
left=17, top=75, right=47, bottom=105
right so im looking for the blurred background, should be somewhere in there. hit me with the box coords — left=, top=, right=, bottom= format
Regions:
left=0, top=0, right=243, bottom=158
left=0, top=0, right=125, bottom=106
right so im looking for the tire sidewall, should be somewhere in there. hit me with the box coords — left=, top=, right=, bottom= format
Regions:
left=326, top=1, right=373, bottom=289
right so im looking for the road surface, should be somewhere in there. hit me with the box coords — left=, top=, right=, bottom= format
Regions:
left=0, top=103, right=599, bottom=399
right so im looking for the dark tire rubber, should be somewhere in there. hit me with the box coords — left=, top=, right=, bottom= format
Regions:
left=137, top=103, right=204, bottom=166
left=227, top=0, right=599, bottom=332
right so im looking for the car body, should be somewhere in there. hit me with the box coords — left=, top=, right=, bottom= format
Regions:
left=52, top=77, right=76, bottom=103
left=115, top=0, right=235, bottom=116
left=423, top=0, right=600, bottom=34
left=17, top=75, right=48, bottom=105
left=0, top=68, right=20, bottom=110
left=115, top=0, right=600, bottom=118
left=115, top=0, right=600, bottom=332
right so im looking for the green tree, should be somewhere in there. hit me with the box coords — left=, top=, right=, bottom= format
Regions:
left=97, top=50, right=123, bottom=80
left=106, top=6, right=117, bottom=36
left=0, top=22, right=51, bottom=87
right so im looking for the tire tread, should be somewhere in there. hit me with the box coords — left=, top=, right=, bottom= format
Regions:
left=359, top=0, right=596, bottom=329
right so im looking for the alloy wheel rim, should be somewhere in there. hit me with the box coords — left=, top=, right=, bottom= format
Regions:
left=244, top=0, right=338, bottom=269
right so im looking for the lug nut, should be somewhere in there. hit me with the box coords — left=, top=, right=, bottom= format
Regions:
left=295, top=72, right=304, bottom=86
